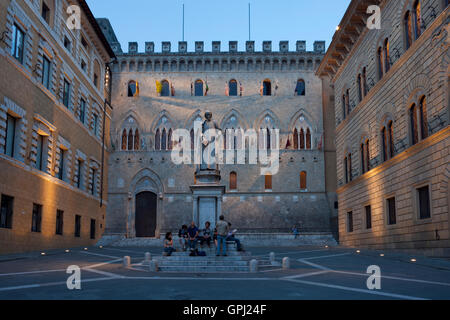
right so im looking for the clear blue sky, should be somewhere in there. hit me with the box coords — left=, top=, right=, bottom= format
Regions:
left=87, top=0, right=351, bottom=53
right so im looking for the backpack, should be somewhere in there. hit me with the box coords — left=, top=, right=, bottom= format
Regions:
left=197, top=251, right=206, bottom=256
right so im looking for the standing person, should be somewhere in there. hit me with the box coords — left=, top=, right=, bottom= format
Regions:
left=199, top=221, right=212, bottom=248
left=163, top=232, right=176, bottom=256
left=292, top=225, right=300, bottom=239
left=215, top=215, right=229, bottom=256
left=226, top=223, right=243, bottom=252
left=187, top=221, right=199, bottom=251
left=178, top=225, right=188, bottom=251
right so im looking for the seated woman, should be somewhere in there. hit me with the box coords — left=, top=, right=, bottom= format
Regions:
left=163, top=232, right=176, bottom=256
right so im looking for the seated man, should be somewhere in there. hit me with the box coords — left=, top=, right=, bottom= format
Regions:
left=226, top=222, right=243, bottom=252
left=187, top=221, right=199, bottom=251
left=199, top=221, right=212, bottom=248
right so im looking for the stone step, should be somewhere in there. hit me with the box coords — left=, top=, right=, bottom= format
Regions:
left=157, top=265, right=251, bottom=273
left=167, top=250, right=248, bottom=256
left=156, top=260, right=251, bottom=266
left=155, top=255, right=251, bottom=261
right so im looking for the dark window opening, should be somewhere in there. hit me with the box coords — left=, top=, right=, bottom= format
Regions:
left=229, top=80, right=238, bottom=96
left=31, top=203, right=42, bottom=232
left=41, top=2, right=50, bottom=24
left=0, top=195, right=14, bottom=229
left=56, top=210, right=63, bottom=235
left=296, top=79, right=305, bottom=96
left=387, top=197, right=396, bottom=225
left=263, top=80, right=271, bottom=96
left=63, top=79, right=71, bottom=108
left=5, top=114, right=16, bottom=158
left=75, top=215, right=81, bottom=237
left=418, top=186, right=431, bottom=219
left=42, top=56, right=51, bottom=89
left=90, top=219, right=96, bottom=239
left=365, top=205, right=372, bottom=229
left=195, top=80, right=204, bottom=96
left=11, top=24, right=25, bottom=64
left=347, top=212, right=353, bottom=233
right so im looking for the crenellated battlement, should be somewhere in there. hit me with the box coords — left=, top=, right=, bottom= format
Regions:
left=121, top=40, right=326, bottom=55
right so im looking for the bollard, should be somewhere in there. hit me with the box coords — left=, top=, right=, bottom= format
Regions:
left=282, top=257, right=290, bottom=270
left=249, top=259, right=258, bottom=273
left=149, top=260, right=159, bottom=272
left=269, top=252, right=275, bottom=263
left=145, top=252, right=151, bottom=262
left=123, top=256, right=131, bottom=267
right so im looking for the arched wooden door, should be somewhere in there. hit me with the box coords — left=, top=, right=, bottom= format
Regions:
left=135, top=192, right=157, bottom=237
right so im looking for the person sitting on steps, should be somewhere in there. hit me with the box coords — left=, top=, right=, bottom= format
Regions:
left=187, top=221, right=199, bottom=252
left=226, top=222, right=243, bottom=252
left=163, top=232, right=176, bottom=256
left=199, top=221, right=212, bottom=248
left=215, top=215, right=229, bottom=256
left=178, top=225, right=188, bottom=251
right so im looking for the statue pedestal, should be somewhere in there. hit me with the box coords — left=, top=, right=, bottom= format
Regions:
left=190, top=170, right=225, bottom=228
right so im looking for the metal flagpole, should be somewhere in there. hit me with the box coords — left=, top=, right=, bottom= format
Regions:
left=182, top=4, right=185, bottom=41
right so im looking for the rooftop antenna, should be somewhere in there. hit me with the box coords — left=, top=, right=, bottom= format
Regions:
left=248, top=3, right=251, bottom=41
left=182, top=3, right=185, bottom=41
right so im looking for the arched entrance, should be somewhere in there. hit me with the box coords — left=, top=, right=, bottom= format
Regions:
left=135, top=191, right=157, bottom=237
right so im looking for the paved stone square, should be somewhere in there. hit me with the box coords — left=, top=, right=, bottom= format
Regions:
left=1, top=246, right=450, bottom=300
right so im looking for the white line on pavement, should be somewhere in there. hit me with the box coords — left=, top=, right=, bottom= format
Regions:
left=285, top=279, right=428, bottom=300
left=80, top=251, right=121, bottom=259
left=303, top=253, right=352, bottom=260
left=332, top=270, right=450, bottom=287
left=0, top=277, right=114, bottom=292
left=83, top=258, right=122, bottom=269
left=297, top=259, right=332, bottom=271
left=282, top=270, right=331, bottom=280
left=0, top=269, right=66, bottom=277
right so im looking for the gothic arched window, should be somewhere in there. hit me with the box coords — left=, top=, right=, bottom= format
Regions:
left=161, top=128, right=167, bottom=150
left=155, top=129, right=161, bottom=150
left=383, top=38, right=390, bottom=73
left=229, top=79, right=238, bottom=96
left=263, top=79, right=271, bottom=96
left=357, top=73, right=362, bottom=102
left=195, top=80, right=204, bottom=96
left=293, top=128, right=299, bottom=150
left=377, top=47, right=384, bottom=79
left=121, top=129, right=127, bottom=150
left=128, top=80, right=138, bottom=97
left=128, top=129, right=133, bottom=150
left=413, top=1, right=421, bottom=40
left=134, top=129, right=140, bottom=151
left=161, top=80, right=170, bottom=97
left=410, top=103, right=419, bottom=145
left=168, top=129, right=173, bottom=150
left=306, top=128, right=311, bottom=150
left=300, top=129, right=305, bottom=150
left=300, top=171, right=307, bottom=190
left=419, top=96, right=428, bottom=140
left=230, top=172, right=237, bottom=190
left=296, top=79, right=305, bottom=96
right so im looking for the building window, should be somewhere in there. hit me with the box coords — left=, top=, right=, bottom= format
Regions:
left=161, top=80, right=170, bottom=97
left=11, top=24, right=25, bottom=64
left=362, top=67, right=368, bottom=96
left=262, top=79, right=271, bottom=96
left=357, top=74, right=362, bottom=102
left=299, top=129, right=305, bottom=150
left=345, top=89, right=350, bottom=114
left=413, top=1, right=422, bottom=40
left=75, top=215, right=81, bottom=237
left=230, top=172, right=237, bottom=190
left=344, top=153, right=352, bottom=183
left=42, top=56, right=51, bottom=89
left=229, top=79, right=238, bottom=96
left=365, top=205, right=372, bottom=229
left=93, top=113, right=99, bottom=136
left=0, top=195, right=14, bottom=229
left=387, top=197, right=396, bottom=225
left=94, top=73, right=99, bottom=88
left=41, top=2, right=50, bottom=24
left=134, top=129, right=140, bottom=150
left=4, top=114, right=17, bottom=158
left=360, top=143, right=366, bottom=174
left=295, top=79, right=305, bottom=96
left=127, top=129, right=133, bottom=150
left=35, top=134, right=46, bottom=171
left=410, top=104, right=419, bottom=145
left=381, top=122, right=394, bottom=162
left=306, top=129, right=311, bottom=150
left=56, top=210, right=63, bottom=235
left=90, top=169, right=96, bottom=195
left=195, top=80, right=204, bottom=96
left=417, top=186, right=431, bottom=219
left=63, top=79, right=71, bottom=108
left=155, top=129, right=161, bottom=150
left=377, top=47, right=384, bottom=80
left=161, top=128, right=167, bottom=150
left=405, top=11, right=413, bottom=50
left=76, top=159, right=84, bottom=189
left=128, top=80, right=139, bottom=97
left=300, top=171, right=307, bottom=190
left=347, top=212, right=353, bottom=233
left=419, top=96, right=428, bottom=140
left=383, top=39, right=390, bottom=73
left=58, top=148, right=66, bottom=181
left=81, top=36, right=88, bottom=50
left=63, top=36, right=72, bottom=52
left=81, top=59, right=87, bottom=72
left=31, top=203, right=42, bottom=233
left=265, top=174, right=272, bottom=190
left=90, top=219, right=96, bottom=239
left=79, top=98, right=86, bottom=123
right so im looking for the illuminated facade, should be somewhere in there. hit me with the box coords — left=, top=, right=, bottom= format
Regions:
left=318, top=0, right=450, bottom=255
left=0, top=0, right=114, bottom=254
